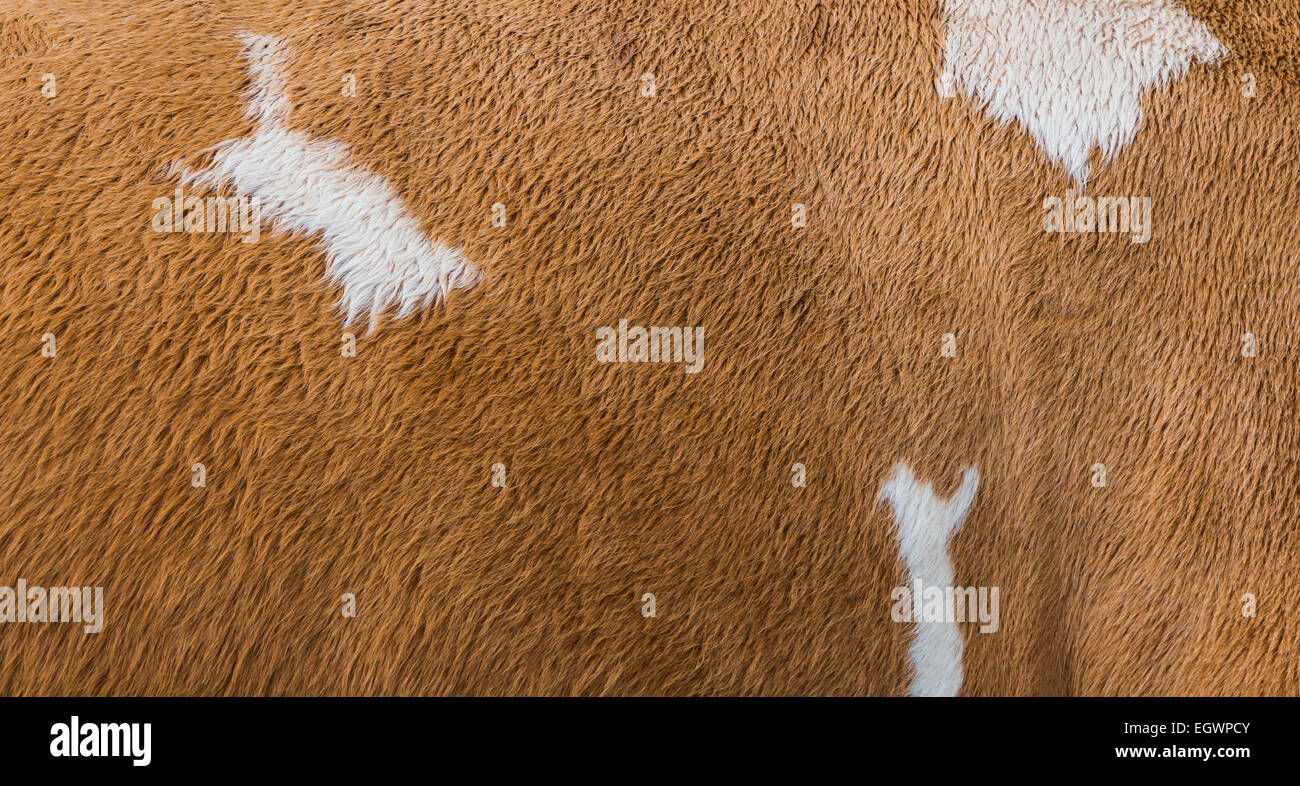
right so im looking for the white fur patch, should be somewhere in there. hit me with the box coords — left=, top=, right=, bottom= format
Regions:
left=178, top=34, right=476, bottom=330
left=878, top=463, right=979, bottom=697
left=939, top=0, right=1224, bottom=184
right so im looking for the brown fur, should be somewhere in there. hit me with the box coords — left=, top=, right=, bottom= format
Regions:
left=0, top=0, right=1297, bottom=695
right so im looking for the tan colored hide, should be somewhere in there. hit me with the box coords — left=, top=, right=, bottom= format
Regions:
left=0, top=0, right=1296, bottom=695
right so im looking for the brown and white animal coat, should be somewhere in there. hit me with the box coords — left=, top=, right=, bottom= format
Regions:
left=0, top=0, right=1297, bottom=695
